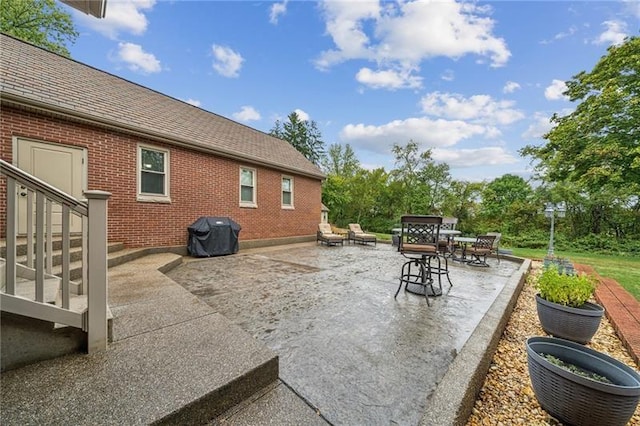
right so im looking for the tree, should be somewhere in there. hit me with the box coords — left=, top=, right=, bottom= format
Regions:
left=391, top=140, right=452, bottom=214
left=481, top=174, right=533, bottom=218
left=270, top=112, right=326, bottom=166
left=1, top=0, right=78, bottom=57
left=479, top=174, right=536, bottom=234
left=323, top=143, right=359, bottom=177
left=521, top=37, right=640, bottom=197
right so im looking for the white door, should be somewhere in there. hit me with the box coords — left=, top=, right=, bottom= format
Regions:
left=16, top=138, right=87, bottom=234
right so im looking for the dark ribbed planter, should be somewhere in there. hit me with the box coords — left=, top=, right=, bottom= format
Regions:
left=526, top=337, right=640, bottom=426
left=536, top=294, right=604, bottom=344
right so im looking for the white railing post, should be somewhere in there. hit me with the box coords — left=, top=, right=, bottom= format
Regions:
left=84, top=190, right=111, bottom=353
left=5, top=178, right=17, bottom=294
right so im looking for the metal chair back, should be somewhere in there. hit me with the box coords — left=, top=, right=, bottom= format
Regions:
left=399, top=215, right=442, bottom=254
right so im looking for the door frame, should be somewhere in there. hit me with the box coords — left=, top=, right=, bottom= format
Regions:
left=13, top=136, right=88, bottom=234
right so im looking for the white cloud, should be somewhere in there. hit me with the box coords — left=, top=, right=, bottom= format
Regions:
left=314, top=1, right=381, bottom=70
left=522, top=112, right=554, bottom=139
left=420, top=92, right=524, bottom=125
left=503, top=81, right=521, bottom=94
left=294, top=109, right=310, bottom=121
left=75, top=0, right=155, bottom=39
left=316, top=0, right=510, bottom=72
left=544, top=79, right=568, bottom=100
left=441, top=69, right=455, bottom=82
left=184, top=99, right=201, bottom=107
left=594, top=20, right=628, bottom=46
left=211, top=45, right=244, bottom=78
left=541, top=25, right=577, bottom=44
left=270, top=1, right=288, bottom=24
left=432, top=147, right=518, bottom=167
left=233, top=106, right=261, bottom=122
left=356, top=67, right=422, bottom=90
left=340, top=117, right=489, bottom=154
left=117, top=42, right=161, bottom=74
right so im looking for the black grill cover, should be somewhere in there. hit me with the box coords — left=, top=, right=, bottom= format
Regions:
left=187, top=217, right=241, bottom=257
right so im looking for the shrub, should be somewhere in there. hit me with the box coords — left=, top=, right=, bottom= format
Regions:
left=535, top=267, right=597, bottom=308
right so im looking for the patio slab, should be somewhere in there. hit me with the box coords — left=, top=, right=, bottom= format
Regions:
left=167, top=242, right=526, bottom=425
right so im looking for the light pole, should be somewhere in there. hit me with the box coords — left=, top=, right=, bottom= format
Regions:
left=544, top=202, right=566, bottom=258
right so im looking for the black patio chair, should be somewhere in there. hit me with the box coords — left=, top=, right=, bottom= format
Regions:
left=466, top=235, right=496, bottom=267
left=486, top=232, right=502, bottom=263
left=437, top=216, right=458, bottom=255
left=394, top=215, right=452, bottom=305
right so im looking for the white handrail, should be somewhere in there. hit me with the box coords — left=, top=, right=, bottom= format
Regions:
left=1, top=159, right=110, bottom=354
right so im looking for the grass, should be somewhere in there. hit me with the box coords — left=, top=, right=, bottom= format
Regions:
left=510, top=248, right=640, bottom=302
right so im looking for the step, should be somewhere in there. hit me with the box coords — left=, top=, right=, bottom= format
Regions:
left=1, top=236, right=84, bottom=258
left=51, top=247, right=157, bottom=281
left=0, top=313, right=279, bottom=424
left=12, top=242, right=125, bottom=269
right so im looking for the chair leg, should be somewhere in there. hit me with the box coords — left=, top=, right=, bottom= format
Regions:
left=441, top=254, right=453, bottom=287
left=396, top=258, right=432, bottom=306
left=420, top=261, right=431, bottom=306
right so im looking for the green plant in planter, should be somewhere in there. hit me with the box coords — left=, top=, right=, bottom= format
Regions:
left=536, top=266, right=597, bottom=308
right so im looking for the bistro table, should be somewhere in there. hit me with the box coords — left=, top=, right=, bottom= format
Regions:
left=450, top=236, right=477, bottom=263
left=391, top=228, right=460, bottom=247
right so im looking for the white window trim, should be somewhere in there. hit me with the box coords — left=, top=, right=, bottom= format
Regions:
left=239, top=166, right=257, bottom=208
left=281, top=175, right=294, bottom=209
left=137, top=144, right=171, bottom=203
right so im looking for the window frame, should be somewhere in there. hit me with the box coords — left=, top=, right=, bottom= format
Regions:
left=239, top=166, right=257, bottom=208
left=137, top=144, right=171, bottom=203
left=281, top=175, right=294, bottom=209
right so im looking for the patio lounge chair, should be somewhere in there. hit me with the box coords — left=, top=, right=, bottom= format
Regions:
left=348, top=223, right=377, bottom=246
left=466, top=235, right=496, bottom=267
left=317, top=223, right=345, bottom=246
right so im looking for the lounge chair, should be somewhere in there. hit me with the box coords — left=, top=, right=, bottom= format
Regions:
left=348, top=223, right=377, bottom=246
left=317, top=223, right=345, bottom=246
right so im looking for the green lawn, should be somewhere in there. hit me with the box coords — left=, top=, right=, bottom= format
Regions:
left=510, top=248, right=640, bottom=302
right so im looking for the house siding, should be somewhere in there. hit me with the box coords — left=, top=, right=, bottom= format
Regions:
left=1, top=106, right=322, bottom=247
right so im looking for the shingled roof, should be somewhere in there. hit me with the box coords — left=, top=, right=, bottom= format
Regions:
left=0, top=34, right=325, bottom=179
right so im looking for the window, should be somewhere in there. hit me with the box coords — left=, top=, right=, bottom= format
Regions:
left=282, top=176, right=294, bottom=208
left=137, top=145, right=170, bottom=203
left=240, top=167, right=256, bottom=207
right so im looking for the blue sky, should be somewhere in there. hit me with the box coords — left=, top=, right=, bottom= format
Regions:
left=65, top=1, right=639, bottom=182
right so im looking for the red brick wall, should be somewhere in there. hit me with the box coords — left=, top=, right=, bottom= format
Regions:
left=1, top=106, right=322, bottom=247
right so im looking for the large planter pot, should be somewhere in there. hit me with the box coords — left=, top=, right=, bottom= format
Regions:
left=526, top=336, right=640, bottom=426
left=536, top=294, right=604, bottom=344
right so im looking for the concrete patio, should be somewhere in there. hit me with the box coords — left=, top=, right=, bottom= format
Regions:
left=167, top=241, right=528, bottom=425
left=0, top=241, right=528, bottom=425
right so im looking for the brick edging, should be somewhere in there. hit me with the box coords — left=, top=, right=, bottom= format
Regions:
left=575, top=264, right=640, bottom=367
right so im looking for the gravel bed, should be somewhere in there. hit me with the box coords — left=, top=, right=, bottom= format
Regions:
left=466, top=261, right=640, bottom=425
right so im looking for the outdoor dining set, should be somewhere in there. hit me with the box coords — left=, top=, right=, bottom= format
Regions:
left=317, top=216, right=501, bottom=306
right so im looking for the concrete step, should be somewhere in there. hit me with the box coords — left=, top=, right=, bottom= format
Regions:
left=2, top=249, right=283, bottom=424
left=0, top=313, right=279, bottom=425
left=1, top=236, right=84, bottom=258
left=13, top=242, right=125, bottom=268
left=51, top=247, right=159, bottom=281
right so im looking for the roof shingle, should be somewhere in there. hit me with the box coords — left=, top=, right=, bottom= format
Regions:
left=0, top=34, right=325, bottom=179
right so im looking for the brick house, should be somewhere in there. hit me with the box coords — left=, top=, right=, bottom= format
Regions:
left=0, top=34, right=325, bottom=249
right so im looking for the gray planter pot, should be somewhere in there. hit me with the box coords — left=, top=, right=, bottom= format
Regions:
left=536, top=294, right=604, bottom=344
left=526, top=336, right=640, bottom=426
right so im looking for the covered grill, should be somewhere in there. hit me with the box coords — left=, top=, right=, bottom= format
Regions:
left=187, top=217, right=241, bottom=257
